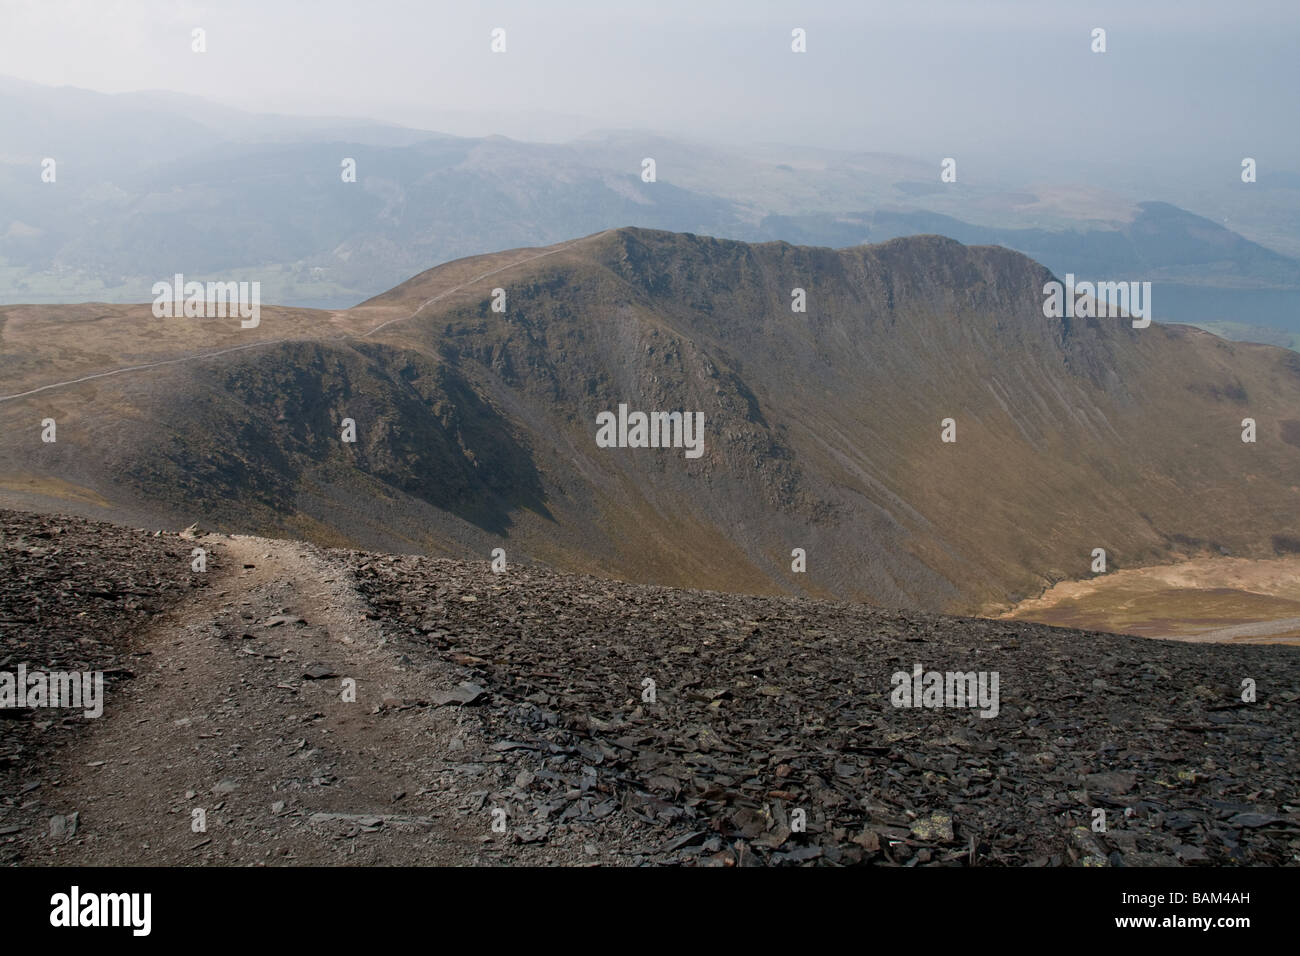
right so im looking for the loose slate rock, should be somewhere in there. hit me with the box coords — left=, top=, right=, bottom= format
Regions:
left=1085, top=772, right=1137, bottom=794
left=266, top=614, right=306, bottom=627
left=431, top=682, right=487, bottom=706
left=910, top=812, right=955, bottom=843
left=1227, top=812, right=1286, bottom=828
left=321, top=535, right=1300, bottom=867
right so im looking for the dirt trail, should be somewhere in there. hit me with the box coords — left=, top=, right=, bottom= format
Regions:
left=25, top=534, right=492, bottom=865
left=1163, top=617, right=1300, bottom=644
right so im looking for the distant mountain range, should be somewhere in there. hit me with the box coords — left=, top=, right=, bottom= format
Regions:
left=2, top=76, right=1299, bottom=347
left=3, top=228, right=1298, bottom=614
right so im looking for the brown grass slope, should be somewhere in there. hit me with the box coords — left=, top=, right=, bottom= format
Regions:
left=1, top=227, right=1298, bottom=613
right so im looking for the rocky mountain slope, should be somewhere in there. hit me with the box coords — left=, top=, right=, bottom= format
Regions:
left=3, top=508, right=1297, bottom=867
left=2, top=228, right=1300, bottom=614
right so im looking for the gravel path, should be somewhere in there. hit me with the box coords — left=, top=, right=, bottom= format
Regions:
left=3, top=508, right=1298, bottom=866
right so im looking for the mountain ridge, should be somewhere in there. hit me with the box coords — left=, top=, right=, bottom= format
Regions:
left=2, top=228, right=1298, bottom=614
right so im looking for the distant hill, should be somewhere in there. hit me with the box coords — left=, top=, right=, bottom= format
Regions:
left=758, top=203, right=1300, bottom=340
left=2, top=228, right=1298, bottom=614
left=3, top=77, right=1300, bottom=346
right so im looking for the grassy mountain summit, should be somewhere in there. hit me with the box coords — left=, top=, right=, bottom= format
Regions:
left=2, top=228, right=1298, bottom=613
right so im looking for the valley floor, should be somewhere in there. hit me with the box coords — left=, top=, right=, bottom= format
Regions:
left=999, top=556, right=1300, bottom=646
left=2, top=509, right=1298, bottom=866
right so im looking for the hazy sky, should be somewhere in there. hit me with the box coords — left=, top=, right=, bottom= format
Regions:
left=2, top=0, right=1297, bottom=168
